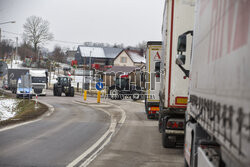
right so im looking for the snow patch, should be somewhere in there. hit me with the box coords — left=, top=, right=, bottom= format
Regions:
left=0, top=98, right=20, bottom=121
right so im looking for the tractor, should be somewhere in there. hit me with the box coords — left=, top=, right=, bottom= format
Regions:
left=108, top=75, right=142, bottom=101
left=53, top=76, right=74, bottom=97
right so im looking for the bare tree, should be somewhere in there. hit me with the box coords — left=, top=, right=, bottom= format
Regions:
left=0, top=39, right=14, bottom=60
left=52, top=46, right=66, bottom=63
left=18, top=42, right=35, bottom=61
left=23, top=16, right=53, bottom=61
left=136, top=41, right=147, bottom=50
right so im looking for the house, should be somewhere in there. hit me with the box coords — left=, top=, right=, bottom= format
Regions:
left=75, top=46, right=123, bottom=70
left=113, top=50, right=146, bottom=68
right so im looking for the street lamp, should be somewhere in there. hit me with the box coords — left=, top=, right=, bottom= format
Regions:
left=0, top=20, right=16, bottom=42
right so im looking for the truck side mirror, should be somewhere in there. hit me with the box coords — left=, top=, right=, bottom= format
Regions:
left=176, top=54, right=186, bottom=65
left=177, top=34, right=186, bottom=52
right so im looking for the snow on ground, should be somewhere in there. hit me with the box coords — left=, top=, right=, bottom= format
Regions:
left=7, top=60, right=25, bottom=69
left=0, top=98, right=20, bottom=121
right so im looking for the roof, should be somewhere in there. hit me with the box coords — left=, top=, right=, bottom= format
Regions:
left=147, top=41, right=162, bottom=46
left=105, top=66, right=138, bottom=74
left=78, top=46, right=122, bottom=59
left=103, top=47, right=123, bottom=59
left=126, top=50, right=146, bottom=63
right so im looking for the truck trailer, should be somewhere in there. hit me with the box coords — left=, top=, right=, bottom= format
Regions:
left=145, top=41, right=162, bottom=119
left=30, top=69, right=47, bottom=96
left=177, top=0, right=250, bottom=166
left=7, top=69, right=29, bottom=94
left=159, top=0, right=195, bottom=148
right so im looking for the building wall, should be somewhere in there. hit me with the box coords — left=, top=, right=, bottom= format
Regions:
left=114, top=51, right=134, bottom=66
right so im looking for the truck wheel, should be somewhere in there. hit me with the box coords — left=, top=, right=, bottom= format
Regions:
left=57, top=88, right=62, bottom=96
left=132, top=91, right=140, bottom=101
left=70, top=87, right=74, bottom=97
left=110, top=89, right=119, bottom=100
left=162, top=119, right=176, bottom=148
left=53, top=88, right=57, bottom=96
left=145, top=97, right=148, bottom=113
left=184, top=159, right=189, bottom=167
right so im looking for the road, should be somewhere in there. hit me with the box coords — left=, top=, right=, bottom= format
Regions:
left=89, top=99, right=184, bottom=167
left=0, top=90, right=184, bottom=167
left=0, top=91, right=110, bottom=167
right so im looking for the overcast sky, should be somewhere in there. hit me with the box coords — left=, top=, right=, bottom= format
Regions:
left=0, top=0, right=164, bottom=51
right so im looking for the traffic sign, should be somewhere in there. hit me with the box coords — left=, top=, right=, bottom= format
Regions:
left=96, top=82, right=103, bottom=90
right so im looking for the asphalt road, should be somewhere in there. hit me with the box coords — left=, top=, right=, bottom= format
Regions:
left=0, top=91, right=110, bottom=167
left=0, top=90, right=184, bottom=167
left=89, top=99, right=184, bottom=167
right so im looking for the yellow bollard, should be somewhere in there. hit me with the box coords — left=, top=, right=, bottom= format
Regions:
left=84, top=90, right=87, bottom=101
left=97, top=91, right=101, bottom=103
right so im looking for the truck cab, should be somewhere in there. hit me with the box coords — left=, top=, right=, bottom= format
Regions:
left=30, top=70, right=47, bottom=96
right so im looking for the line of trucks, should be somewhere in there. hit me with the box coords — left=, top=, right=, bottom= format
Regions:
left=7, top=69, right=48, bottom=98
left=145, top=0, right=250, bottom=166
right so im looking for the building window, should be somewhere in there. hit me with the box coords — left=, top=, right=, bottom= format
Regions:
left=121, top=57, right=127, bottom=63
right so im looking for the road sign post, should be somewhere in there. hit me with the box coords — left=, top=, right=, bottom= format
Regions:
left=97, top=91, right=101, bottom=103
left=84, top=90, right=87, bottom=101
left=96, top=81, right=103, bottom=103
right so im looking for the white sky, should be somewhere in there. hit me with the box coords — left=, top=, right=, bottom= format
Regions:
left=0, top=0, right=165, bottom=51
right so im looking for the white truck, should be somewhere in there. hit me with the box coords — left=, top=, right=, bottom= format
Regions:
left=159, top=0, right=195, bottom=148
left=145, top=41, right=162, bottom=119
left=30, top=70, right=47, bottom=96
left=176, top=0, right=250, bottom=166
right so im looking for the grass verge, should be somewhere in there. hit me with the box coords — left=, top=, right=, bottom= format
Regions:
left=0, top=99, right=48, bottom=128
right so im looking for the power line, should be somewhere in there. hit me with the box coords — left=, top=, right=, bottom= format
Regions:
left=1, top=29, right=84, bottom=45
left=2, top=30, right=21, bottom=36
left=52, top=39, right=83, bottom=45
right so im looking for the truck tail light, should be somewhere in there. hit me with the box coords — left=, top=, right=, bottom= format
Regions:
left=149, top=107, right=159, bottom=111
left=178, top=122, right=184, bottom=128
left=167, top=121, right=173, bottom=128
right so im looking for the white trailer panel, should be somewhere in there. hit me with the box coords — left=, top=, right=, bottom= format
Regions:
left=162, top=0, right=195, bottom=108
left=188, top=0, right=250, bottom=165
left=146, top=42, right=162, bottom=101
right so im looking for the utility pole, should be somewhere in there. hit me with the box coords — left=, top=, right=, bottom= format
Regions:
left=0, top=28, right=1, bottom=42
left=89, top=51, right=92, bottom=70
left=37, top=48, right=40, bottom=68
left=11, top=48, right=13, bottom=68
left=15, top=37, right=18, bottom=60
left=49, top=61, right=52, bottom=87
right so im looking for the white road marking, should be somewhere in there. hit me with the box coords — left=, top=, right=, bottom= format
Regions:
left=0, top=119, right=42, bottom=132
left=67, top=100, right=126, bottom=167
